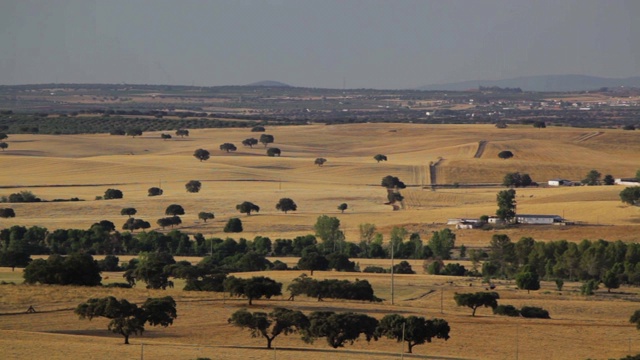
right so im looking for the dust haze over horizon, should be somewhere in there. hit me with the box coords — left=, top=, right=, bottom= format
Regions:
left=0, top=0, right=638, bottom=89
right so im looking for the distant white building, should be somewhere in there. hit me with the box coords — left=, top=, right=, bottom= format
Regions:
left=447, top=218, right=481, bottom=229
left=615, top=178, right=640, bottom=186
left=516, top=214, right=564, bottom=225
left=548, top=179, right=571, bottom=186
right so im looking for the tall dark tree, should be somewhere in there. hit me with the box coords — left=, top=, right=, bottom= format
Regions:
left=515, top=266, right=540, bottom=294
left=75, top=296, right=177, bottom=344
left=120, top=208, right=137, bottom=218
left=266, top=147, right=281, bottom=157
left=259, top=134, right=274, bottom=147
left=582, top=169, right=602, bottom=186
left=377, top=314, right=450, bottom=353
left=193, top=148, right=210, bottom=162
left=236, top=201, right=260, bottom=216
left=185, top=180, right=202, bottom=193
left=381, top=175, right=406, bottom=189
left=496, top=189, right=516, bottom=222
left=276, top=198, right=297, bottom=213
left=165, top=204, right=185, bottom=216
left=337, top=203, right=348, bottom=213
left=228, top=308, right=309, bottom=349
left=533, top=121, right=546, bottom=128
left=0, top=133, right=7, bottom=141
left=428, top=228, right=456, bottom=260
left=220, top=143, right=237, bottom=153
left=453, top=292, right=500, bottom=316
left=129, top=252, right=176, bottom=289
left=374, top=154, right=388, bottom=163
left=304, top=312, right=379, bottom=349
left=242, top=138, right=258, bottom=148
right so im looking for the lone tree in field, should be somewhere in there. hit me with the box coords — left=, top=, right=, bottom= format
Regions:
left=620, top=187, right=640, bottom=206
left=236, top=201, right=260, bottom=216
left=126, top=128, right=143, bottom=138
left=377, top=314, right=450, bottom=354
left=193, top=148, right=210, bottom=162
left=498, top=150, right=514, bottom=159
left=251, top=125, right=266, bottom=132
left=228, top=308, right=309, bottom=349
left=304, top=311, right=379, bottom=349
left=266, top=147, right=281, bottom=157
left=224, top=276, right=282, bottom=305
left=515, top=266, right=540, bottom=294
left=198, top=212, right=214, bottom=222
left=220, top=143, right=237, bottom=153
left=161, top=133, right=172, bottom=140
left=175, top=129, right=189, bottom=138
left=297, top=252, right=329, bottom=276
left=185, top=180, right=202, bottom=193
left=496, top=189, right=517, bottom=222
left=259, top=134, right=274, bottom=147
left=104, top=188, right=123, bottom=200
left=0, top=208, right=16, bottom=218
left=629, top=310, right=640, bottom=330
left=0, top=142, right=8, bottom=151
left=242, top=138, right=258, bottom=148
left=0, top=133, right=7, bottom=141
left=603, top=174, right=615, bottom=185
left=582, top=169, right=602, bottom=186
left=75, top=296, right=177, bottom=344
left=224, top=218, right=243, bottom=233
left=120, top=207, right=137, bottom=218
left=314, top=158, right=327, bottom=166
left=165, top=204, right=185, bottom=216
left=148, top=187, right=163, bottom=196
left=454, top=292, right=500, bottom=316
left=337, top=203, right=348, bottom=213
left=374, top=154, right=388, bottom=163
left=276, top=198, right=297, bottom=214
left=123, top=218, right=151, bottom=232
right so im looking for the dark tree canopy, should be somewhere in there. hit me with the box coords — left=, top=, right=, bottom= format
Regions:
left=193, top=148, right=210, bottom=162
left=582, top=169, right=602, bottom=186
left=276, top=198, right=297, bottom=213
left=603, top=174, right=615, bottom=185
left=0, top=208, right=16, bottom=218
left=128, top=252, right=176, bottom=289
left=185, top=180, right=202, bottom=193
left=104, top=188, right=123, bottom=200
left=242, top=138, right=258, bottom=148
left=496, top=189, right=517, bottom=222
left=123, top=218, right=151, bottom=232
left=515, top=266, right=540, bottom=294
left=314, top=158, right=327, bottom=166
left=198, top=211, right=214, bottom=222
left=502, top=172, right=533, bottom=188
left=251, top=126, right=266, bottom=132
left=165, top=204, right=185, bottom=216
left=220, top=143, right=237, bottom=152
left=161, top=133, right=172, bottom=140
left=175, top=129, right=189, bottom=138
left=266, top=147, right=281, bottom=157
left=120, top=208, right=137, bottom=218
left=620, top=186, right=640, bottom=206
left=374, top=154, right=388, bottom=163
left=454, top=292, right=500, bottom=316
left=148, top=187, right=163, bottom=196
left=126, top=128, right=143, bottom=137
left=337, top=203, right=348, bottom=213
left=297, top=252, right=329, bottom=276
left=224, top=276, right=282, bottom=305
left=259, top=134, right=275, bottom=147
left=75, top=296, right=177, bottom=344
left=236, top=201, right=260, bottom=216
left=533, top=121, right=546, bottom=128
left=377, top=314, right=450, bottom=353
left=381, top=175, right=406, bottom=189
left=228, top=308, right=309, bottom=349
left=224, top=218, right=243, bottom=233
left=304, top=311, right=379, bottom=349
left=498, top=150, right=514, bottom=159
left=24, top=253, right=102, bottom=286
left=0, top=142, right=8, bottom=151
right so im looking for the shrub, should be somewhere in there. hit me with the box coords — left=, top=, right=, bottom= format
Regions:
left=363, top=266, right=387, bottom=273
left=520, top=306, right=550, bottom=319
left=493, top=304, right=520, bottom=317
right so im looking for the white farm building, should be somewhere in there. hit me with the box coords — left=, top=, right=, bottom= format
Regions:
left=515, top=214, right=564, bottom=225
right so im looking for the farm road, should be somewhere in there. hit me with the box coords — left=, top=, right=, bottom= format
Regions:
left=575, top=131, right=603, bottom=142
left=473, top=140, right=488, bottom=158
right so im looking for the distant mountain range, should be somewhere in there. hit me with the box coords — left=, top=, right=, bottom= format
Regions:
left=417, top=75, right=640, bottom=92
left=245, top=80, right=291, bottom=87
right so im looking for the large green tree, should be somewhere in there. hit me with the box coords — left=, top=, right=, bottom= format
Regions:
left=219, top=143, right=237, bottom=152
left=453, top=292, right=500, bottom=316
left=223, top=276, right=282, bottom=305
left=193, top=148, right=210, bottom=162
left=374, top=154, right=388, bottom=163
left=304, top=311, right=379, bottom=348
left=236, top=201, right=260, bottom=216
left=496, top=189, right=516, bottom=222
left=24, top=253, right=102, bottom=286
left=297, top=252, right=329, bottom=276
left=377, top=314, right=450, bottom=353
left=582, top=169, right=602, bottom=186
left=515, top=266, right=540, bottom=294
left=228, top=308, right=309, bottom=349
left=165, top=204, right=185, bottom=216
left=428, top=228, right=456, bottom=260
left=313, top=215, right=344, bottom=253
left=242, top=138, right=258, bottom=148
left=276, top=198, right=297, bottom=213
left=185, top=180, right=201, bottom=193
left=259, top=134, right=274, bottom=147
left=127, top=252, right=176, bottom=289
left=75, top=296, right=177, bottom=344
left=620, top=186, right=640, bottom=206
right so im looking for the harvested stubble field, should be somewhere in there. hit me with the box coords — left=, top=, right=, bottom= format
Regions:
left=1, top=123, right=640, bottom=359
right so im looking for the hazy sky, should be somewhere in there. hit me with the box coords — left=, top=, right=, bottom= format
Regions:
left=1, top=0, right=638, bottom=89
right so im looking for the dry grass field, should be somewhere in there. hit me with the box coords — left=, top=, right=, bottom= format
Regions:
left=1, top=123, right=640, bottom=359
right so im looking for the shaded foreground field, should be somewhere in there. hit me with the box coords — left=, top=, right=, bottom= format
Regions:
left=1, top=267, right=640, bottom=360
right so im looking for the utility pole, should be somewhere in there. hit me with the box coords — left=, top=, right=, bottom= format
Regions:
left=401, top=322, right=405, bottom=359
left=391, top=239, right=395, bottom=305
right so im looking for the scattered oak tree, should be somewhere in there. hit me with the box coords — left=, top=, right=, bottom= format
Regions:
left=104, top=188, right=123, bottom=200
left=228, top=308, right=309, bottom=349
left=453, top=292, right=500, bottom=316
left=374, top=154, right=388, bottom=163
left=198, top=212, right=214, bottom=222
left=160, top=133, right=172, bottom=140
left=236, top=201, right=260, bottom=216
left=297, top=252, right=329, bottom=276
left=75, top=296, right=177, bottom=344
left=259, top=134, right=274, bottom=147
left=175, top=129, right=189, bottom=138
left=220, top=143, right=237, bottom=153
left=377, top=314, right=450, bottom=354
left=242, top=138, right=258, bottom=148
left=0, top=142, right=8, bottom=151
left=223, top=276, right=282, bottom=305
left=582, top=169, right=602, bottom=186
left=276, top=198, right=297, bottom=214
left=498, top=150, right=514, bottom=159
left=165, top=204, right=185, bottom=216
left=304, top=311, right=379, bottom=349
left=0, top=208, right=16, bottom=218
left=515, top=266, right=540, bottom=294
left=603, top=174, right=615, bottom=185
left=620, top=186, right=640, bottom=206
left=337, top=203, right=348, bottom=213
left=251, top=126, right=266, bottom=132
left=193, top=148, right=210, bottom=162
left=266, top=147, right=281, bottom=157
left=120, top=207, right=137, bottom=218
left=224, top=218, right=243, bottom=233
left=314, top=158, right=327, bottom=166
left=148, top=187, right=163, bottom=196
left=185, top=180, right=202, bottom=193
left=126, top=128, right=143, bottom=137
left=123, top=218, right=151, bottom=232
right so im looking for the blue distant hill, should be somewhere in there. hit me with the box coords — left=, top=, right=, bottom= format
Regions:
left=245, top=80, right=291, bottom=87
left=418, top=74, right=640, bottom=92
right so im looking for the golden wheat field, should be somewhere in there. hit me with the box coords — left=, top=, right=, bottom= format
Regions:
left=1, top=123, right=640, bottom=359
